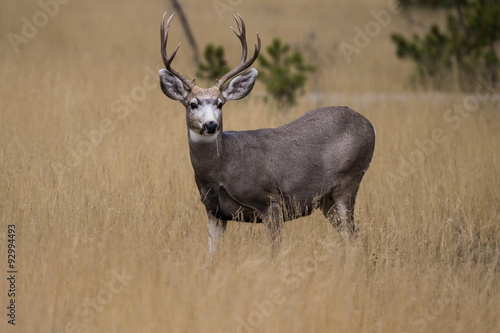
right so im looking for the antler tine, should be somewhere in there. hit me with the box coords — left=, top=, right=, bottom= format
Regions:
left=160, top=12, right=195, bottom=90
left=230, top=14, right=247, bottom=63
left=216, top=14, right=261, bottom=89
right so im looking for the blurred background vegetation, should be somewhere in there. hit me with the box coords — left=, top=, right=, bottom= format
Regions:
left=187, top=0, right=500, bottom=101
left=393, top=0, right=500, bottom=90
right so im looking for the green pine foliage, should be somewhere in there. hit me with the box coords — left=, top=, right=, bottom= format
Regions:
left=257, top=38, right=316, bottom=106
left=196, top=44, right=230, bottom=83
left=391, top=0, right=500, bottom=90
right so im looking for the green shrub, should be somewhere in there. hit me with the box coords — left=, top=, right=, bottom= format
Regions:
left=257, top=38, right=316, bottom=106
left=196, top=44, right=230, bottom=83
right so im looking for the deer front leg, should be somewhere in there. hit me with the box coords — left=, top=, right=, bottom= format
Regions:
left=208, top=212, right=227, bottom=253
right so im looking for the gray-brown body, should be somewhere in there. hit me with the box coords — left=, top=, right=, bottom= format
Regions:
left=189, top=106, right=375, bottom=225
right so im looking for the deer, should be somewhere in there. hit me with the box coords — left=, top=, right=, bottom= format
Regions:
left=158, top=12, right=376, bottom=253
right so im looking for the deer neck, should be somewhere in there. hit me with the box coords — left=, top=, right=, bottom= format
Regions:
left=187, top=125, right=224, bottom=179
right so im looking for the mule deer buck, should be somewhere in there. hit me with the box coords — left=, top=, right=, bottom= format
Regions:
left=159, top=13, right=375, bottom=252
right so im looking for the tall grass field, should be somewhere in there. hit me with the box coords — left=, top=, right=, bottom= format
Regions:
left=1, top=0, right=499, bottom=332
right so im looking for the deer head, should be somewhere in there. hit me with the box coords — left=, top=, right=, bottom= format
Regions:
left=159, top=13, right=261, bottom=141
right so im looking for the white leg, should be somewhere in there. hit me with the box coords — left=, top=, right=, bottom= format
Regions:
left=335, top=200, right=358, bottom=242
left=208, top=212, right=227, bottom=253
left=322, top=194, right=358, bottom=242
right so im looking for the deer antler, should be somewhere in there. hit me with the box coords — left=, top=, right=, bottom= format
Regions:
left=216, top=14, right=261, bottom=89
left=160, top=12, right=195, bottom=90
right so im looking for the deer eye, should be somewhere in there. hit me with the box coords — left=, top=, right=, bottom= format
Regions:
left=190, top=102, right=198, bottom=109
left=217, top=102, right=223, bottom=109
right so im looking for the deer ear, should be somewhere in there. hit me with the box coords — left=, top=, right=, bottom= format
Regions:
left=159, top=69, right=189, bottom=101
left=221, top=68, right=258, bottom=101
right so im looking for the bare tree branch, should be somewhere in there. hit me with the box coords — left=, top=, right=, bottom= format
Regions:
left=169, top=0, right=200, bottom=64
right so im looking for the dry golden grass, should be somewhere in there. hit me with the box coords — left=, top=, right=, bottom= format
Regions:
left=1, top=0, right=499, bottom=332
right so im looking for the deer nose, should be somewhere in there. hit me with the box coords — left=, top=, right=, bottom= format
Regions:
left=203, top=121, right=219, bottom=134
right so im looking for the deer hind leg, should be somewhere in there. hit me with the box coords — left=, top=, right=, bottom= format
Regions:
left=208, top=212, right=227, bottom=254
left=321, top=192, right=359, bottom=242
